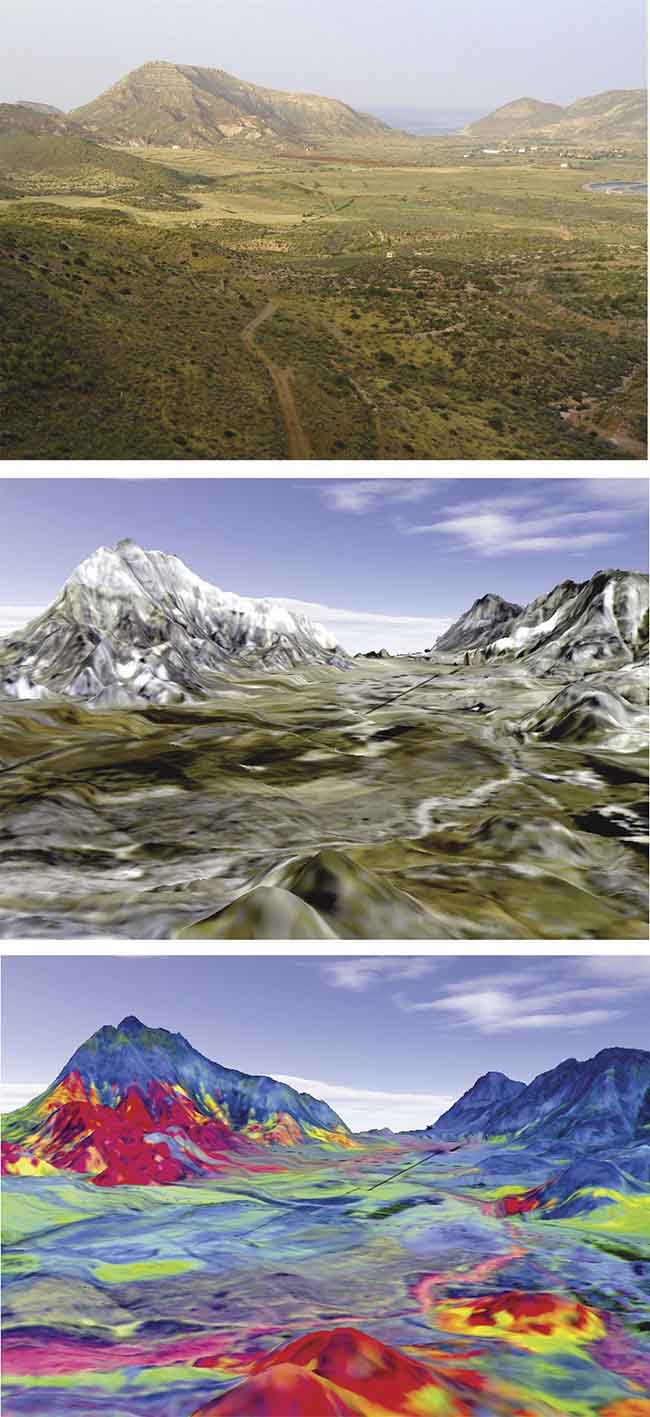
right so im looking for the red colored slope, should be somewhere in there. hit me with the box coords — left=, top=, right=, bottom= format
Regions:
left=1, top=1072, right=257, bottom=1186
left=192, top=1327, right=475, bottom=1415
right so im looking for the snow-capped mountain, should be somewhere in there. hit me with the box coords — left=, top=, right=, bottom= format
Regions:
left=0, top=539, right=350, bottom=706
left=435, top=570, right=648, bottom=669
left=434, top=594, right=523, bottom=653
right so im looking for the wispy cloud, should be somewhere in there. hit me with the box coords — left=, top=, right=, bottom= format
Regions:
left=584, top=478, right=650, bottom=510
left=319, top=480, right=433, bottom=514
left=0, top=1082, right=46, bottom=1113
left=0, top=606, right=45, bottom=639
left=274, top=1074, right=453, bottom=1132
left=276, top=597, right=449, bottom=655
left=322, top=957, right=437, bottom=992
left=395, top=958, right=650, bottom=1035
left=406, top=506, right=621, bottom=557
left=402, top=480, right=646, bottom=558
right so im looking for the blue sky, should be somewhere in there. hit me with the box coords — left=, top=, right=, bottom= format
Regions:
left=0, top=477, right=647, bottom=653
left=3, top=955, right=649, bottom=1129
left=5, top=0, right=646, bottom=112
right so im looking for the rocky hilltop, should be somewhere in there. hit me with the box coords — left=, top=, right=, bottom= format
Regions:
left=0, top=539, right=349, bottom=706
left=434, top=593, right=523, bottom=653
left=462, top=88, right=647, bottom=143
left=429, top=1047, right=650, bottom=1147
left=436, top=569, right=649, bottom=670
left=0, top=102, right=97, bottom=142
left=427, top=1071, right=526, bottom=1139
left=71, top=61, right=391, bottom=148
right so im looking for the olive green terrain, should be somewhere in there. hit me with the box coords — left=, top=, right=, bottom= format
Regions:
left=0, top=660, right=646, bottom=938
left=0, top=116, right=212, bottom=208
left=0, top=136, right=646, bottom=458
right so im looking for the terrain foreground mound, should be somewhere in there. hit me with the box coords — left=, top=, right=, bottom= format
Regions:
left=192, top=1326, right=491, bottom=1414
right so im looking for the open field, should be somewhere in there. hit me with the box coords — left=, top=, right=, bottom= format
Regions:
left=0, top=658, right=646, bottom=938
left=0, top=138, right=645, bottom=458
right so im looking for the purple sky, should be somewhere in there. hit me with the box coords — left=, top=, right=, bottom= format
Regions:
left=1, top=477, right=647, bottom=653
left=3, top=955, right=649, bottom=1129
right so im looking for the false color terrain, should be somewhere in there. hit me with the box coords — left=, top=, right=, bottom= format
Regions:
left=0, top=72, right=646, bottom=460
left=2, top=1020, right=650, bottom=1416
left=0, top=545, right=647, bottom=939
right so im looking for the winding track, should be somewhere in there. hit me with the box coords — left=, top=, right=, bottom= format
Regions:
left=241, top=300, right=312, bottom=459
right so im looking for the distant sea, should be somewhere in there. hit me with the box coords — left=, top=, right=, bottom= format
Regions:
left=365, top=106, right=484, bottom=136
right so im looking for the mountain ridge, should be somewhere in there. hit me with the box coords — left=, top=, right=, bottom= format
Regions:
left=0, top=538, right=350, bottom=705
left=426, top=1070, right=526, bottom=1139
left=4, top=1030, right=649, bottom=1184
left=461, top=88, right=647, bottom=142
left=70, top=61, right=392, bottom=148
left=428, top=1046, right=650, bottom=1147
left=0, top=103, right=206, bottom=206
left=434, top=568, right=649, bottom=669
left=2, top=1014, right=351, bottom=1184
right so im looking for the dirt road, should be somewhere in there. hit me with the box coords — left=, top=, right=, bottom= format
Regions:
left=242, top=300, right=312, bottom=459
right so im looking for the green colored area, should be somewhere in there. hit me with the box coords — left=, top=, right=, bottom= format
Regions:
left=0, top=129, right=209, bottom=209
left=557, top=1189, right=650, bottom=1239
left=93, top=1258, right=202, bottom=1282
left=0, top=136, right=645, bottom=459
left=2, top=1191, right=94, bottom=1245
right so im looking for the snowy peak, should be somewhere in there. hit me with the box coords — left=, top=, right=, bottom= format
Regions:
left=434, top=594, right=522, bottom=653
left=0, top=540, right=350, bottom=706
left=487, top=569, right=649, bottom=668
left=435, top=570, right=648, bottom=668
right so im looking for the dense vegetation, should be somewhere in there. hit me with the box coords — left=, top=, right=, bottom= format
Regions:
left=0, top=135, right=645, bottom=458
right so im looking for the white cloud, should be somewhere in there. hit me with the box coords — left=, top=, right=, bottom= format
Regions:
left=0, top=1082, right=46, bottom=1113
left=276, top=598, right=449, bottom=654
left=406, top=508, right=621, bottom=557
left=322, top=957, right=436, bottom=991
left=274, top=1074, right=453, bottom=1132
left=0, top=607, right=45, bottom=638
left=397, top=977, right=625, bottom=1034
left=319, top=480, right=433, bottom=514
left=584, top=478, right=649, bottom=510
left=580, top=956, right=650, bottom=982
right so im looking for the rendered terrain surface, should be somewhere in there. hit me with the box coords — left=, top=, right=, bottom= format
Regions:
left=0, top=548, right=647, bottom=939
left=0, top=77, right=646, bottom=460
left=2, top=1023, right=650, bottom=1416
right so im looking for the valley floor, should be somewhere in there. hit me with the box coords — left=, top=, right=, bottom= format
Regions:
left=3, top=1139, right=650, bottom=1415
left=0, top=140, right=646, bottom=459
left=0, top=660, right=646, bottom=939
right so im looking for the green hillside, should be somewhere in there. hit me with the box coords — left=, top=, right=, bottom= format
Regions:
left=0, top=104, right=210, bottom=208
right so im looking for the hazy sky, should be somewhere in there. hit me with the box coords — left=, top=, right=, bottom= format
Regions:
left=0, top=477, right=646, bottom=653
left=5, top=0, right=647, bottom=113
left=2, top=955, right=649, bottom=1130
